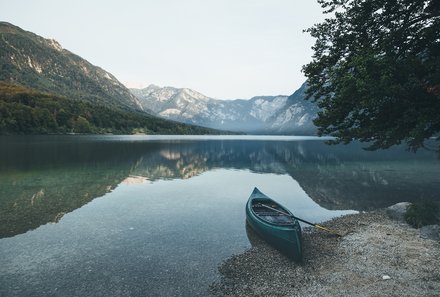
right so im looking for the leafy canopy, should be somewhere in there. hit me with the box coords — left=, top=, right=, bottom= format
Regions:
left=303, top=0, right=440, bottom=151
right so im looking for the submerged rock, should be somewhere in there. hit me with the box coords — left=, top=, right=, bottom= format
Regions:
left=386, top=202, right=411, bottom=222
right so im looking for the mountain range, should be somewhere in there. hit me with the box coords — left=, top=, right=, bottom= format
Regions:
left=0, top=22, right=221, bottom=135
left=0, top=21, right=318, bottom=135
left=130, top=83, right=318, bottom=134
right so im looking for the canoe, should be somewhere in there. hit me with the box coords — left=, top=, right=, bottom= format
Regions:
left=245, top=187, right=302, bottom=261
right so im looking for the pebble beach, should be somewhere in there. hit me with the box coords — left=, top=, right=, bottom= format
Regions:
left=210, top=209, right=440, bottom=297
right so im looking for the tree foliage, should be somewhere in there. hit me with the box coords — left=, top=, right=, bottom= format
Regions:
left=303, top=0, right=440, bottom=151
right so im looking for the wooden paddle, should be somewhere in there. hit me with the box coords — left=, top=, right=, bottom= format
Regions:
left=257, top=203, right=342, bottom=236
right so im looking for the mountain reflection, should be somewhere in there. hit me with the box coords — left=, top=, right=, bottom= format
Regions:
left=0, top=135, right=439, bottom=238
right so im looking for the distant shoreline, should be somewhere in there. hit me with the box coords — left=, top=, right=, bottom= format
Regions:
left=0, top=134, right=327, bottom=139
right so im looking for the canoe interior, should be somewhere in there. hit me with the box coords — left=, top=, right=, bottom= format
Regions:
left=251, top=199, right=296, bottom=226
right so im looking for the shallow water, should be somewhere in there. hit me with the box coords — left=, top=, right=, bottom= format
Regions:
left=0, top=135, right=438, bottom=296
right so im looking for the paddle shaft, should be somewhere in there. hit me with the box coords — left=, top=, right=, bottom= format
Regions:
left=256, top=203, right=340, bottom=235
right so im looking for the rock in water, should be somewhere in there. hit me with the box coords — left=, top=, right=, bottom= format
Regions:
left=386, top=202, right=411, bottom=222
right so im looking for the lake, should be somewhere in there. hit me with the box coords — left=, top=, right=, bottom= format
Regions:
left=0, top=135, right=439, bottom=296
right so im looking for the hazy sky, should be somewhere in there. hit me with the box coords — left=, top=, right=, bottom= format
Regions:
left=0, top=0, right=325, bottom=99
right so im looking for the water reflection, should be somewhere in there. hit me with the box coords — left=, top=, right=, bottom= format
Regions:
left=245, top=221, right=266, bottom=247
left=0, top=135, right=439, bottom=238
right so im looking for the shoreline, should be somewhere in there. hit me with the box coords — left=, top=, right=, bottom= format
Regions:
left=210, top=209, right=440, bottom=297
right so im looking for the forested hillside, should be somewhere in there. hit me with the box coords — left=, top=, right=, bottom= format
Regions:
left=0, top=82, right=223, bottom=135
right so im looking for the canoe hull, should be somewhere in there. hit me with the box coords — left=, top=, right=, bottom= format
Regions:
left=246, top=187, right=302, bottom=262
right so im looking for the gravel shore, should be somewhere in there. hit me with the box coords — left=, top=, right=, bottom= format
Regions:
left=210, top=210, right=440, bottom=297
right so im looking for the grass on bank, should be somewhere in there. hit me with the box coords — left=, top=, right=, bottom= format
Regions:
left=405, top=201, right=440, bottom=228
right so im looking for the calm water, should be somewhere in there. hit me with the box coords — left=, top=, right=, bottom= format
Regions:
left=0, top=135, right=439, bottom=296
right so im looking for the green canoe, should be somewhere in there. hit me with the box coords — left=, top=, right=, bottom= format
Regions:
left=246, top=187, right=302, bottom=262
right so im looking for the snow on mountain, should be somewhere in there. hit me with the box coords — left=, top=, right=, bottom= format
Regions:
left=130, top=83, right=318, bottom=134
left=250, top=96, right=288, bottom=122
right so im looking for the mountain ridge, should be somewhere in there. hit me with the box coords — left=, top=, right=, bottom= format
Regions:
left=0, top=21, right=143, bottom=111
left=130, top=83, right=318, bottom=134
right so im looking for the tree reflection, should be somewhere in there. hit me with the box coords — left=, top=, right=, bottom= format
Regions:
left=1, top=136, right=438, bottom=238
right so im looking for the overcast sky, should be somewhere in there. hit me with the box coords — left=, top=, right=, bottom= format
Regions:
left=0, top=0, right=325, bottom=99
